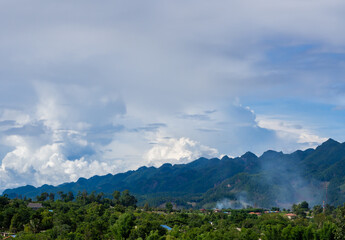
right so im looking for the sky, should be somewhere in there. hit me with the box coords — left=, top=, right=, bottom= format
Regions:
left=1, top=0, right=345, bottom=192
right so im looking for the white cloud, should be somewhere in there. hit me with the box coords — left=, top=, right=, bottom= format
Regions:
left=0, top=82, right=127, bottom=191
left=145, top=137, right=219, bottom=167
left=256, top=115, right=328, bottom=151
left=0, top=109, right=31, bottom=126
left=0, top=132, right=118, bottom=191
left=0, top=0, right=344, bottom=192
left=0, top=96, right=284, bottom=192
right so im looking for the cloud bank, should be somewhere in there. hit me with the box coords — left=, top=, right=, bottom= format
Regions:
left=1, top=0, right=345, bottom=192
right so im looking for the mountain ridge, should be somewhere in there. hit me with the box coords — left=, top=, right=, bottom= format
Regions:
left=4, top=138, right=345, bottom=208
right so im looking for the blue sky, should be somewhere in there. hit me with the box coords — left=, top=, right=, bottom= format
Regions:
left=1, top=0, right=345, bottom=192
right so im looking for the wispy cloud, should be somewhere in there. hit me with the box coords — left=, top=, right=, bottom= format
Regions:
left=0, top=0, right=344, bottom=192
left=256, top=114, right=328, bottom=151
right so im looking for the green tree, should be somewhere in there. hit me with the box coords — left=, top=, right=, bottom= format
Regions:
left=120, top=190, right=137, bottom=207
left=113, top=190, right=121, bottom=205
left=263, top=224, right=282, bottom=240
left=96, top=192, right=104, bottom=203
left=49, top=192, right=55, bottom=201
left=36, top=192, right=48, bottom=201
left=240, top=228, right=259, bottom=240
left=335, top=204, right=345, bottom=240
left=111, top=213, right=135, bottom=239
left=66, top=191, right=74, bottom=202
left=293, top=202, right=307, bottom=218
left=300, top=201, right=309, bottom=211
left=29, top=218, right=41, bottom=234
left=166, top=202, right=173, bottom=212
left=313, top=205, right=323, bottom=215
left=10, top=213, right=22, bottom=232
left=147, top=230, right=161, bottom=240
left=303, top=225, right=315, bottom=240
left=0, top=195, right=10, bottom=209
left=290, top=225, right=305, bottom=240
left=2, top=207, right=15, bottom=229
left=317, top=221, right=336, bottom=240
left=57, top=191, right=67, bottom=202
left=281, top=224, right=293, bottom=240
left=144, top=202, right=150, bottom=211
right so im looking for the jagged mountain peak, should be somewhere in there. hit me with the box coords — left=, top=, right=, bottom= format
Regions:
left=260, top=150, right=284, bottom=159
left=240, top=151, right=258, bottom=159
left=318, top=138, right=340, bottom=149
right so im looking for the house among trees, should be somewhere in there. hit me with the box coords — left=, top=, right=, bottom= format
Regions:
left=3, top=235, right=16, bottom=239
left=249, top=212, right=261, bottom=216
left=285, top=213, right=297, bottom=219
left=27, top=202, right=43, bottom=210
left=1, top=232, right=16, bottom=239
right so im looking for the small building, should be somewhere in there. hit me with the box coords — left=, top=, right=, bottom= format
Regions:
left=264, top=210, right=279, bottom=214
left=285, top=213, right=297, bottom=219
left=4, top=236, right=16, bottom=239
left=27, top=203, right=43, bottom=210
left=249, top=212, right=261, bottom=216
left=2, top=234, right=16, bottom=239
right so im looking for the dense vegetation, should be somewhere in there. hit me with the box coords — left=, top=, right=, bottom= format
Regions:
left=1, top=191, right=345, bottom=239
left=5, top=139, right=345, bottom=208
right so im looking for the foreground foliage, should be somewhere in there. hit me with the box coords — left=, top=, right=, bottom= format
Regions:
left=1, top=193, right=345, bottom=239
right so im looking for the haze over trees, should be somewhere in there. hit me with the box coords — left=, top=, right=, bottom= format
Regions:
left=1, top=192, right=345, bottom=239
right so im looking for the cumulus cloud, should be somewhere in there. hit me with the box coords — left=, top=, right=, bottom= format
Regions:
left=0, top=0, right=344, bottom=192
left=0, top=125, right=117, bottom=190
left=145, top=137, right=219, bottom=167
left=0, top=81, right=127, bottom=191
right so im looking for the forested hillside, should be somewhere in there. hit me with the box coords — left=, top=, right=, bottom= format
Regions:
left=4, top=139, right=345, bottom=208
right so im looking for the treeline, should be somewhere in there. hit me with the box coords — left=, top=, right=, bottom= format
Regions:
left=1, top=192, right=345, bottom=239
left=27, top=190, right=136, bottom=207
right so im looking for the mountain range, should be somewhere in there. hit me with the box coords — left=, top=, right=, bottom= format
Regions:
left=3, top=138, right=345, bottom=209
